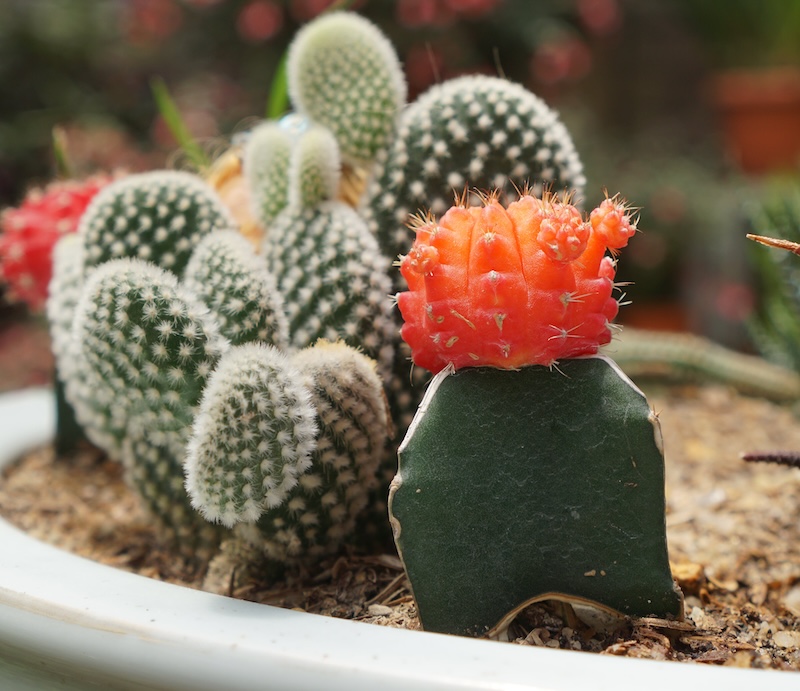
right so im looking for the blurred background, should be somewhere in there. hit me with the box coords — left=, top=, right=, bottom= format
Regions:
left=3, top=0, right=800, bottom=389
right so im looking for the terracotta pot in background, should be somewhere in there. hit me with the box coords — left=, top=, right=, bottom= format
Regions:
left=712, top=66, right=800, bottom=175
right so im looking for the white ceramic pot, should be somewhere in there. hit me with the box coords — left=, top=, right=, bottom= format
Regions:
left=0, top=388, right=795, bottom=690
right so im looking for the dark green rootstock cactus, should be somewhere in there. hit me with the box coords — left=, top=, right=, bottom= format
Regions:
left=390, top=359, right=682, bottom=636
left=390, top=191, right=682, bottom=636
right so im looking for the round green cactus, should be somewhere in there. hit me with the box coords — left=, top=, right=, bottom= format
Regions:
left=78, top=170, right=235, bottom=276
left=183, top=230, right=290, bottom=348
left=361, top=74, right=587, bottom=269
left=287, top=11, right=406, bottom=166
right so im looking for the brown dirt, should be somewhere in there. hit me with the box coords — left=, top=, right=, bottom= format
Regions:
left=2, top=382, right=800, bottom=670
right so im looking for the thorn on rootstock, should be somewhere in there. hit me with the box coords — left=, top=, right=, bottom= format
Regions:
left=741, top=450, right=800, bottom=468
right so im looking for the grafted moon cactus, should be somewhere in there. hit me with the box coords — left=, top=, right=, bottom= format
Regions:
left=399, top=193, right=634, bottom=373
left=389, top=191, right=682, bottom=637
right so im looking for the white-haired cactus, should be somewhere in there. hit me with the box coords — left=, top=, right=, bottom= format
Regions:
left=263, top=127, right=395, bottom=380
left=185, top=343, right=318, bottom=528
left=242, top=121, right=293, bottom=227
left=183, top=230, right=290, bottom=348
left=362, top=75, right=587, bottom=272
left=186, top=340, right=389, bottom=563
left=79, top=170, right=235, bottom=276
left=287, top=11, right=406, bottom=167
left=287, top=124, right=341, bottom=209
left=69, top=258, right=229, bottom=549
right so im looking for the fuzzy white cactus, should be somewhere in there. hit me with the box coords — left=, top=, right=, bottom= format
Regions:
left=185, top=342, right=318, bottom=528
left=188, top=340, right=389, bottom=562
left=287, top=11, right=406, bottom=166
left=243, top=121, right=294, bottom=227
left=183, top=230, right=290, bottom=348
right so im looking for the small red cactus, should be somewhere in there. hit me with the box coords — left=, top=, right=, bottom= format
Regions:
left=398, top=191, right=637, bottom=373
left=0, top=175, right=110, bottom=311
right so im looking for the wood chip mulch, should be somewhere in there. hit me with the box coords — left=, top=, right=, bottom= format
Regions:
left=2, top=383, right=800, bottom=671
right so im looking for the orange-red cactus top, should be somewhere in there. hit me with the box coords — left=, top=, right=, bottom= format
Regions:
left=398, top=192, right=636, bottom=373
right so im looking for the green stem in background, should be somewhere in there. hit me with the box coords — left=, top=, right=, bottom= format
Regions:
left=264, top=0, right=361, bottom=119
left=52, top=126, right=72, bottom=179
left=151, top=77, right=210, bottom=170
left=266, top=52, right=290, bottom=119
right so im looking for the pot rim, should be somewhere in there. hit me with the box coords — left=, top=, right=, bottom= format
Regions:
left=0, top=387, right=794, bottom=690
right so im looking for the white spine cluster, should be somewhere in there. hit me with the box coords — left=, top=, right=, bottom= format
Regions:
left=287, top=11, right=406, bottom=166
left=183, top=230, right=290, bottom=348
left=185, top=342, right=318, bottom=529
left=78, top=170, right=235, bottom=276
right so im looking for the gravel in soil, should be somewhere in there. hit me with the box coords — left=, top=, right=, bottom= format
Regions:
left=2, top=383, right=800, bottom=670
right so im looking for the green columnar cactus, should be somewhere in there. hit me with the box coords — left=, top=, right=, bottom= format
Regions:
left=389, top=192, right=682, bottom=636
left=361, top=74, right=587, bottom=272
left=261, top=127, right=395, bottom=381
left=79, top=170, right=235, bottom=276
left=183, top=230, right=290, bottom=348
left=69, top=258, right=229, bottom=548
left=287, top=11, right=406, bottom=167
left=601, top=326, right=800, bottom=402
left=242, top=121, right=293, bottom=227
left=186, top=340, right=389, bottom=563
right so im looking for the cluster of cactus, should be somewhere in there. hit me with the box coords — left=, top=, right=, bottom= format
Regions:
left=48, top=169, right=390, bottom=565
left=45, top=9, right=595, bottom=572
